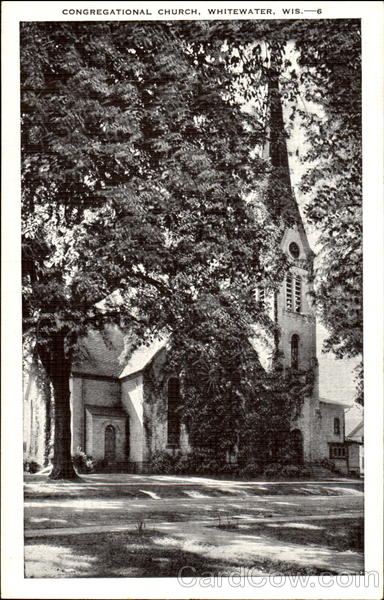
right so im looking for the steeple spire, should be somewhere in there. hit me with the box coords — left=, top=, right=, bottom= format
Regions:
left=263, top=50, right=303, bottom=227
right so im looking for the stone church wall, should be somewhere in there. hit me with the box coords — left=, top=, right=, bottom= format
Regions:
left=121, top=373, right=145, bottom=464
left=142, top=349, right=168, bottom=461
left=71, top=376, right=120, bottom=453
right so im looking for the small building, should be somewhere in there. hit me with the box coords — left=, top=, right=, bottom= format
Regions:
left=345, top=405, right=364, bottom=476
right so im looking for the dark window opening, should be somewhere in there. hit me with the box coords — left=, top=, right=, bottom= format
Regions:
left=334, top=417, right=340, bottom=435
left=289, top=242, right=300, bottom=259
left=104, top=424, right=116, bottom=462
left=167, top=377, right=181, bottom=447
left=329, top=444, right=346, bottom=459
left=291, top=334, right=299, bottom=370
left=258, top=287, right=265, bottom=311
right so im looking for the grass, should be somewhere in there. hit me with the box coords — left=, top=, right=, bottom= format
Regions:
left=25, top=529, right=341, bottom=578
left=213, top=518, right=364, bottom=553
left=24, top=474, right=364, bottom=501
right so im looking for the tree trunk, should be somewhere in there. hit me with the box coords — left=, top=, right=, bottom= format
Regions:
left=38, top=335, right=79, bottom=480
left=50, top=370, right=78, bottom=479
left=43, top=377, right=52, bottom=467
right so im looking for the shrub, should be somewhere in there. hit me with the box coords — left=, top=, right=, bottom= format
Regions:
left=239, top=460, right=263, bottom=478
left=197, top=458, right=224, bottom=475
left=93, top=458, right=108, bottom=472
left=263, top=462, right=283, bottom=479
left=280, top=465, right=300, bottom=479
left=23, top=459, right=41, bottom=474
left=72, top=449, right=94, bottom=473
left=148, top=450, right=177, bottom=474
left=320, top=458, right=339, bottom=473
left=219, top=463, right=238, bottom=476
left=174, top=452, right=203, bottom=474
left=297, top=465, right=311, bottom=478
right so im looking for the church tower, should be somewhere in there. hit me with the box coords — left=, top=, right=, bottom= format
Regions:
left=263, top=56, right=321, bottom=462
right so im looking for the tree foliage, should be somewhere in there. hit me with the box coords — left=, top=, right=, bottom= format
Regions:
left=293, top=20, right=362, bottom=400
left=21, top=20, right=363, bottom=478
left=21, top=21, right=290, bottom=477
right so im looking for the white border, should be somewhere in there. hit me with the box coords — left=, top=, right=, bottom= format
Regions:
left=2, top=2, right=383, bottom=598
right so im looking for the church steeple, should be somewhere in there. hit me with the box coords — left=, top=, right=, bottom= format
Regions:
left=263, top=54, right=303, bottom=228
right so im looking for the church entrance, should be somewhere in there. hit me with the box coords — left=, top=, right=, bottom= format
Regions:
left=104, top=424, right=116, bottom=462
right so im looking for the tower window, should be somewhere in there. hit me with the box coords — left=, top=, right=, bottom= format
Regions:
left=286, top=273, right=302, bottom=313
left=291, top=334, right=299, bottom=370
left=334, top=417, right=340, bottom=435
left=289, top=242, right=300, bottom=259
left=294, top=276, right=302, bottom=313
left=286, top=274, right=293, bottom=310
left=256, top=287, right=265, bottom=311
left=167, top=377, right=181, bottom=447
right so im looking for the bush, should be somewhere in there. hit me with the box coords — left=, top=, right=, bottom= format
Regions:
left=93, top=458, right=108, bottom=472
left=219, top=463, right=238, bottom=476
left=148, top=450, right=177, bottom=474
left=24, top=459, right=41, bottom=474
left=239, top=460, right=263, bottom=478
left=72, top=449, right=94, bottom=473
left=280, top=465, right=300, bottom=479
left=197, top=457, right=225, bottom=475
left=320, top=458, right=339, bottom=473
left=263, top=462, right=283, bottom=478
left=174, top=452, right=203, bottom=474
left=297, top=465, right=311, bottom=478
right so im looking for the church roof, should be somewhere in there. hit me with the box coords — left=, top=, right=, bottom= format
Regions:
left=319, top=397, right=352, bottom=407
left=72, top=326, right=124, bottom=378
left=118, top=336, right=168, bottom=379
left=346, top=421, right=363, bottom=441
left=72, top=325, right=168, bottom=380
left=345, top=403, right=364, bottom=437
left=264, top=64, right=304, bottom=228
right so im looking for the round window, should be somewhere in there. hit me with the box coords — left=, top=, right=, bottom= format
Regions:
left=289, top=242, right=300, bottom=259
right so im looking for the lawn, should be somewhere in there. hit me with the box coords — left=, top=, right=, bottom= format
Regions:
left=213, top=518, right=364, bottom=552
left=24, top=474, right=364, bottom=577
left=25, top=528, right=343, bottom=578
left=24, top=473, right=364, bottom=501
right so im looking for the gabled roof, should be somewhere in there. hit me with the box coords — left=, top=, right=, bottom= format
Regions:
left=319, top=397, right=352, bottom=408
left=346, top=420, right=363, bottom=441
left=345, top=403, right=364, bottom=437
left=118, top=336, right=168, bottom=379
left=72, top=326, right=124, bottom=378
left=73, top=325, right=168, bottom=380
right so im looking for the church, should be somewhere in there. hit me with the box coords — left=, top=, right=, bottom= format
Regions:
left=23, top=70, right=350, bottom=475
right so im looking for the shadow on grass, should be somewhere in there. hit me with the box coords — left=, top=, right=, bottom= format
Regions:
left=25, top=529, right=339, bottom=578
left=212, top=518, right=364, bottom=553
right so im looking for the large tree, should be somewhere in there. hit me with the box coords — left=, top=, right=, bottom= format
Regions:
left=21, top=21, right=289, bottom=478
left=21, top=20, right=362, bottom=479
left=293, top=20, right=362, bottom=400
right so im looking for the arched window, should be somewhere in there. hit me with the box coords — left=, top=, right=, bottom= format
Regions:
left=167, top=377, right=181, bottom=447
left=291, top=334, right=299, bottom=369
left=334, top=417, right=340, bottom=435
left=104, top=424, right=116, bottom=462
